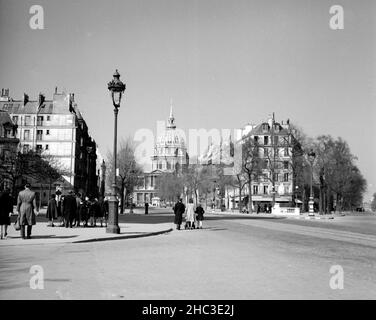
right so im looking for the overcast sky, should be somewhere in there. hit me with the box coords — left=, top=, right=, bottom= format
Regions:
left=0, top=0, right=375, bottom=200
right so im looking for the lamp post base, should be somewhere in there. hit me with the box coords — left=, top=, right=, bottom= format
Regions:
left=106, top=224, right=120, bottom=234
left=106, top=194, right=120, bottom=234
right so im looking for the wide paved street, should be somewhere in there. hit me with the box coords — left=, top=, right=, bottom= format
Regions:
left=0, top=209, right=375, bottom=299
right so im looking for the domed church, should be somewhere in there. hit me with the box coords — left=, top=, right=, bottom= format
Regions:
left=152, top=106, right=188, bottom=172
left=133, top=105, right=189, bottom=207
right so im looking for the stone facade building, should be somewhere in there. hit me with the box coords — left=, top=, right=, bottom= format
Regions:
left=0, top=109, right=19, bottom=191
left=0, top=88, right=98, bottom=204
left=227, top=115, right=301, bottom=212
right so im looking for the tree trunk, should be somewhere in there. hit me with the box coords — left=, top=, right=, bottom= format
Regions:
left=238, top=182, right=243, bottom=213
left=248, top=177, right=253, bottom=213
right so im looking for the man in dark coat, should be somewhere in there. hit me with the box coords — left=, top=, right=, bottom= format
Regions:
left=145, top=202, right=149, bottom=215
left=17, top=183, right=38, bottom=239
left=0, top=188, right=13, bottom=239
left=63, top=190, right=77, bottom=228
left=173, top=198, right=185, bottom=230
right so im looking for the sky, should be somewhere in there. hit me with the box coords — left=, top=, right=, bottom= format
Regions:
left=0, top=0, right=375, bottom=201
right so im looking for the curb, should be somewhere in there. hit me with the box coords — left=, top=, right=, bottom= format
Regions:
left=72, top=228, right=173, bottom=243
left=291, top=215, right=335, bottom=220
left=0, top=228, right=173, bottom=247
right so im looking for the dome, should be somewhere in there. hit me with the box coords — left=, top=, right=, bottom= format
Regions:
left=156, top=128, right=185, bottom=147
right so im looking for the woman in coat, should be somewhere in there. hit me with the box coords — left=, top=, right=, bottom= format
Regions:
left=0, top=189, right=13, bottom=239
left=46, top=194, right=58, bottom=227
left=195, top=203, right=205, bottom=229
left=185, top=198, right=196, bottom=229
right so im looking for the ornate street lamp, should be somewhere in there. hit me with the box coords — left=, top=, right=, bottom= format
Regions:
left=107, top=69, right=126, bottom=234
left=307, top=149, right=316, bottom=216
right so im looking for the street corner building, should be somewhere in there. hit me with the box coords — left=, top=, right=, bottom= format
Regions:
left=0, top=107, right=19, bottom=190
left=0, top=87, right=99, bottom=204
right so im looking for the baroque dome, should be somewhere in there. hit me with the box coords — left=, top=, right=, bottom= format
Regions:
left=155, top=106, right=186, bottom=148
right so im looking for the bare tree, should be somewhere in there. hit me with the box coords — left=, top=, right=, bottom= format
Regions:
left=106, top=137, right=143, bottom=214
left=241, top=137, right=263, bottom=213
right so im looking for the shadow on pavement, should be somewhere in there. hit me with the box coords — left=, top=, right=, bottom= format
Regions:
left=9, top=235, right=78, bottom=240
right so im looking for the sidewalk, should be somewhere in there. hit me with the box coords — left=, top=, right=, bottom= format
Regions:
left=0, top=222, right=173, bottom=246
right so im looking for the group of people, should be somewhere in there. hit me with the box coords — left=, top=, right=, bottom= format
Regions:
left=173, top=198, right=205, bottom=230
left=46, top=190, right=109, bottom=228
left=0, top=183, right=110, bottom=240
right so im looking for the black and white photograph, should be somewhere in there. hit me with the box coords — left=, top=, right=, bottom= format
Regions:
left=0, top=0, right=375, bottom=307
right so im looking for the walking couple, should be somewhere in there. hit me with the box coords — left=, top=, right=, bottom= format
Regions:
left=173, top=198, right=205, bottom=230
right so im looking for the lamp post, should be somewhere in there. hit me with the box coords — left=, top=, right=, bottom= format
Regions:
left=308, top=149, right=316, bottom=216
left=106, top=69, right=126, bottom=234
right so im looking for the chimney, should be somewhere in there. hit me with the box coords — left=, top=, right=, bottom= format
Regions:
left=1, top=88, right=9, bottom=97
left=38, top=93, right=45, bottom=108
left=23, top=93, right=29, bottom=106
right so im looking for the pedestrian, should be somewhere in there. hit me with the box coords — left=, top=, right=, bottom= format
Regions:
left=80, top=197, right=90, bottom=227
left=185, top=198, right=196, bottom=229
left=46, top=194, right=58, bottom=227
left=173, top=198, right=185, bottom=230
left=145, top=202, right=149, bottom=215
left=63, top=190, right=77, bottom=228
left=89, top=198, right=101, bottom=227
left=0, top=188, right=13, bottom=239
left=17, top=183, right=39, bottom=239
left=98, top=196, right=108, bottom=227
left=75, top=192, right=82, bottom=227
left=58, top=195, right=65, bottom=226
left=195, top=203, right=205, bottom=229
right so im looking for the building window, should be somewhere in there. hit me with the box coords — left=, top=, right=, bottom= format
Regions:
left=284, top=173, right=289, bottom=182
left=37, top=116, right=43, bottom=126
left=36, top=130, right=43, bottom=141
left=47, top=115, right=51, bottom=121
left=167, top=161, right=171, bottom=170
left=253, top=185, right=258, bottom=195
left=25, top=116, right=31, bottom=125
left=12, top=116, right=18, bottom=125
left=264, top=136, right=269, bottom=145
left=36, top=145, right=43, bottom=153
left=284, top=161, right=289, bottom=169
left=273, top=173, right=278, bottom=182
left=45, top=144, right=49, bottom=150
left=263, top=185, right=268, bottom=194
left=262, top=124, right=269, bottom=132
left=46, top=130, right=50, bottom=135
left=254, top=136, right=259, bottom=143
left=263, top=160, right=268, bottom=169
left=274, top=135, right=279, bottom=145
left=24, top=130, right=30, bottom=140
left=5, top=129, right=11, bottom=137
left=264, top=148, right=269, bottom=157
left=284, top=148, right=289, bottom=156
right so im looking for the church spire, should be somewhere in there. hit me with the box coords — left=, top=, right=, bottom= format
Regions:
left=167, top=98, right=176, bottom=129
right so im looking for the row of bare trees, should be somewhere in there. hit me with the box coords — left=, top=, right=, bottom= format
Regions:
left=0, top=150, right=69, bottom=199
left=105, top=128, right=367, bottom=213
